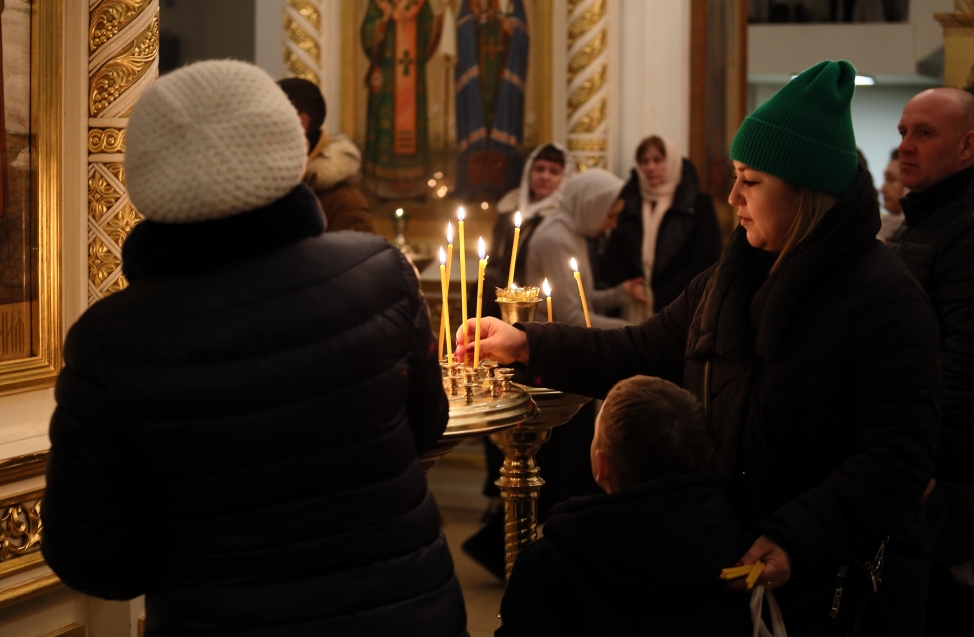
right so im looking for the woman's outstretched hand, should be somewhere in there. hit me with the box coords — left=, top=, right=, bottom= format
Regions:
left=726, top=535, right=792, bottom=592
left=623, top=278, right=648, bottom=306
left=454, top=317, right=529, bottom=365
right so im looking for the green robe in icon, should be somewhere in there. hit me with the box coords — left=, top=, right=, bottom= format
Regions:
left=361, top=0, right=442, bottom=196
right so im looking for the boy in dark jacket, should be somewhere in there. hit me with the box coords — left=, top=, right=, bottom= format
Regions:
left=496, top=376, right=749, bottom=637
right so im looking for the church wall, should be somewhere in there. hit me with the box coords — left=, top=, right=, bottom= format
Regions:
left=615, top=0, right=691, bottom=174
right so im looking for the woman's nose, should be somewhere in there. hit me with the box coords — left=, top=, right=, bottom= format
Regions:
left=728, top=183, right=744, bottom=207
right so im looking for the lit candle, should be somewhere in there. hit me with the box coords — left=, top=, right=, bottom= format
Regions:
left=474, top=237, right=488, bottom=367
left=570, top=258, right=591, bottom=328
left=458, top=208, right=468, bottom=364
left=543, top=278, right=553, bottom=322
left=507, top=211, right=521, bottom=289
left=439, top=246, right=451, bottom=365
left=444, top=222, right=454, bottom=358
left=395, top=208, right=404, bottom=218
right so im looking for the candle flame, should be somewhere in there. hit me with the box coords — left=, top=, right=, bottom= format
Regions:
left=396, top=208, right=404, bottom=217
left=439, top=246, right=446, bottom=265
left=478, top=237, right=486, bottom=259
left=447, top=221, right=453, bottom=244
left=458, top=207, right=466, bottom=221
left=514, top=211, right=522, bottom=228
left=570, top=257, right=579, bottom=272
left=543, top=278, right=551, bottom=296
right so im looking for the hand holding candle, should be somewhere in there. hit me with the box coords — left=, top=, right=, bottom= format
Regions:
left=543, top=278, right=552, bottom=322
left=507, top=211, right=521, bottom=288
left=474, top=237, right=488, bottom=367
left=570, top=258, right=591, bottom=328
left=439, top=246, right=452, bottom=365
left=458, top=209, right=468, bottom=364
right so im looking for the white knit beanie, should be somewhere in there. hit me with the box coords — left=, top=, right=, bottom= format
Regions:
left=126, top=60, right=308, bottom=223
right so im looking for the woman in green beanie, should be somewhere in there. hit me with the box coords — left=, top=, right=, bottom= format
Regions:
left=463, top=60, right=939, bottom=635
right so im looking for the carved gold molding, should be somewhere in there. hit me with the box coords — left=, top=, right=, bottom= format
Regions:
left=0, top=490, right=43, bottom=563
left=566, top=0, right=609, bottom=170
left=88, top=1, right=159, bottom=305
left=284, top=0, right=324, bottom=85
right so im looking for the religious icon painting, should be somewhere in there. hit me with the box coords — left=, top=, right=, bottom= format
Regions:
left=0, top=0, right=62, bottom=395
left=343, top=0, right=551, bottom=204
left=454, top=0, right=529, bottom=201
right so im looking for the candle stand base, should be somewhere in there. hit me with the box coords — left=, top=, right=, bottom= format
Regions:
left=491, top=389, right=589, bottom=580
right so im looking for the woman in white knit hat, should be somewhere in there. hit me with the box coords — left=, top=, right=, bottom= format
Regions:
left=42, top=60, right=466, bottom=637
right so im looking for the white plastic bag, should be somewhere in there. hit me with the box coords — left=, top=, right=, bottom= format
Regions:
left=750, top=585, right=788, bottom=637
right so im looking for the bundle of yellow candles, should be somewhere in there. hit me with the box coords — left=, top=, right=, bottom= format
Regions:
left=570, top=257, right=591, bottom=328
left=720, top=561, right=765, bottom=590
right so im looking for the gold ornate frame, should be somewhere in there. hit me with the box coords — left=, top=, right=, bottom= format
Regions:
left=0, top=0, right=63, bottom=397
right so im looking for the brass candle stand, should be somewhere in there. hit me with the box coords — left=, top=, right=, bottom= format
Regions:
left=420, top=285, right=589, bottom=582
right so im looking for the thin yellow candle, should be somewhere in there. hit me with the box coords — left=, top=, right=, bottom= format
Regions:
left=507, top=211, right=522, bottom=288
left=439, top=246, right=452, bottom=365
left=570, top=257, right=591, bottom=328
left=443, top=222, right=454, bottom=358
left=458, top=208, right=468, bottom=364
left=474, top=237, right=488, bottom=367
left=543, top=278, right=553, bottom=322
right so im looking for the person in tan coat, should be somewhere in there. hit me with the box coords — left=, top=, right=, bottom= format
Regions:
left=279, top=78, right=374, bottom=233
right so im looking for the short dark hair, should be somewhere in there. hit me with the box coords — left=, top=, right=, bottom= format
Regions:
left=890, top=148, right=899, bottom=161
left=598, top=376, right=713, bottom=490
left=635, top=135, right=666, bottom=163
left=532, top=144, right=565, bottom=167
left=277, top=77, right=326, bottom=132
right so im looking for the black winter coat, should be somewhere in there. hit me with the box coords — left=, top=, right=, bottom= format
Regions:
left=42, top=186, right=466, bottom=637
left=496, top=474, right=750, bottom=637
left=891, top=165, right=974, bottom=567
left=516, top=172, right=940, bottom=635
left=596, top=160, right=722, bottom=312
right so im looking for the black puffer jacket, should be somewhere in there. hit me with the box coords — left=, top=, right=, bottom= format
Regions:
left=596, top=160, right=722, bottom=312
left=891, top=166, right=974, bottom=576
left=891, top=165, right=974, bottom=486
left=496, top=474, right=750, bottom=637
left=517, top=172, right=940, bottom=635
left=42, top=185, right=466, bottom=637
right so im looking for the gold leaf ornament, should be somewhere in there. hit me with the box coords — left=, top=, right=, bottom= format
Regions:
left=90, top=0, right=151, bottom=52
left=90, top=15, right=160, bottom=116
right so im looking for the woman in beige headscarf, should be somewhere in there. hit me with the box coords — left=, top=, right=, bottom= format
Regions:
left=596, top=135, right=722, bottom=322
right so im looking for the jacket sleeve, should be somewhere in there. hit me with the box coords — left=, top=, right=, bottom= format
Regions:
left=757, top=276, right=940, bottom=569
left=42, top=363, right=149, bottom=600
left=517, top=284, right=693, bottom=398
left=398, top=249, right=449, bottom=455
left=654, top=194, right=723, bottom=312
left=323, top=185, right=375, bottom=233
left=931, top=229, right=974, bottom=475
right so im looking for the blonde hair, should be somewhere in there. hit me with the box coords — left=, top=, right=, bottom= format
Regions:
left=772, top=186, right=839, bottom=272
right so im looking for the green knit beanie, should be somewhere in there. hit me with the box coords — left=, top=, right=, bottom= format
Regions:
left=731, top=60, right=858, bottom=196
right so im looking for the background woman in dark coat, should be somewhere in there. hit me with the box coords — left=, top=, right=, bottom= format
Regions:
left=596, top=135, right=721, bottom=320
left=42, top=61, right=465, bottom=637
left=462, top=61, right=939, bottom=636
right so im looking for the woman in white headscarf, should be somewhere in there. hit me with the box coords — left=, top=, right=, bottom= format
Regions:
left=485, top=144, right=576, bottom=291
left=526, top=169, right=646, bottom=328
left=596, top=135, right=721, bottom=322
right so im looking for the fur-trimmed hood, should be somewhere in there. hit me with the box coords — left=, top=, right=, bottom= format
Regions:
left=305, top=134, right=362, bottom=192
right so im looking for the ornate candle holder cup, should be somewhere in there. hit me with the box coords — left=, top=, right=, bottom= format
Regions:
left=495, top=285, right=542, bottom=324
